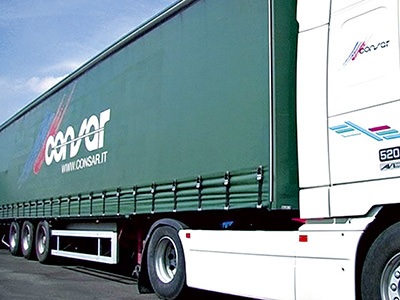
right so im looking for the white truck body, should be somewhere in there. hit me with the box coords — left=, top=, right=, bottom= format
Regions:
left=179, top=0, right=400, bottom=299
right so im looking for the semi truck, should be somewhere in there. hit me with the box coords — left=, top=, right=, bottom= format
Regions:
left=1, top=0, right=399, bottom=299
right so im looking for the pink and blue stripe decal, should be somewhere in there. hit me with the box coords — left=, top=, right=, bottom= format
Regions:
left=18, top=84, right=76, bottom=185
left=330, top=122, right=400, bottom=141
left=343, top=41, right=366, bottom=66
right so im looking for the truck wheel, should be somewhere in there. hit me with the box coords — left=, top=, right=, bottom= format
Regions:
left=361, top=221, right=400, bottom=300
left=21, top=221, right=35, bottom=259
left=9, top=221, right=20, bottom=256
left=35, top=220, right=51, bottom=263
left=147, top=226, right=187, bottom=299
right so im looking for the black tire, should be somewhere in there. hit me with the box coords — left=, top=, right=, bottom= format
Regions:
left=9, top=221, right=20, bottom=256
left=147, top=226, right=187, bottom=300
left=361, top=221, right=400, bottom=300
left=21, top=221, right=35, bottom=259
left=35, top=220, right=51, bottom=263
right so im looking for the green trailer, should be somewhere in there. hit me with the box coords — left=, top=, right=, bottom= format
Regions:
left=0, top=0, right=298, bottom=298
left=0, top=0, right=297, bottom=218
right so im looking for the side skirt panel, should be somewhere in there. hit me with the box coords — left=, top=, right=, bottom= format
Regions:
left=179, top=214, right=377, bottom=299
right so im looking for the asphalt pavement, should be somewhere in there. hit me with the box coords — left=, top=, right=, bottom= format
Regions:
left=0, top=248, right=253, bottom=300
left=0, top=248, right=157, bottom=300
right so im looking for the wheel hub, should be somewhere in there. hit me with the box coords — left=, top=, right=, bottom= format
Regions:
left=37, top=228, right=46, bottom=255
left=154, top=236, right=178, bottom=283
left=10, top=227, right=17, bottom=249
left=381, top=253, right=400, bottom=300
left=22, top=226, right=31, bottom=250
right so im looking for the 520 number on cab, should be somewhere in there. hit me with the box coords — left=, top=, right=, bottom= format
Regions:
left=379, top=146, right=400, bottom=162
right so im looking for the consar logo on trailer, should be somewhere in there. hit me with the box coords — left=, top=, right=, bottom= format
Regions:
left=45, top=109, right=110, bottom=166
left=19, top=84, right=111, bottom=185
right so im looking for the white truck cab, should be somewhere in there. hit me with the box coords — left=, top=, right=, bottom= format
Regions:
left=181, top=1, right=400, bottom=299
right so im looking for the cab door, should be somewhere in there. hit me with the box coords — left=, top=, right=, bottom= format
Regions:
left=328, top=0, right=400, bottom=215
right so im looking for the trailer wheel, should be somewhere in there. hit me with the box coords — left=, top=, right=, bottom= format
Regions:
left=35, top=221, right=51, bottom=263
left=21, top=221, right=35, bottom=259
left=147, top=226, right=187, bottom=299
left=361, top=221, right=400, bottom=300
left=9, top=221, right=20, bottom=256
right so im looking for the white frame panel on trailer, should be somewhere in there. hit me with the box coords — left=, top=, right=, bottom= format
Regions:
left=51, top=230, right=118, bottom=264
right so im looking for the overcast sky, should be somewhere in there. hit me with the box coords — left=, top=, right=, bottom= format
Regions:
left=0, top=0, right=176, bottom=125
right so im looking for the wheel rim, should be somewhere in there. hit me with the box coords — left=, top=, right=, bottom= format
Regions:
left=381, top=252, right=400, bottom=300
left=22, top=225, right=31, bottom=251
left=37, top=226, right=47, bottom=255
left=154, top=236, right=178, bottom=283
left=10, top=225, right=17, bottom=249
